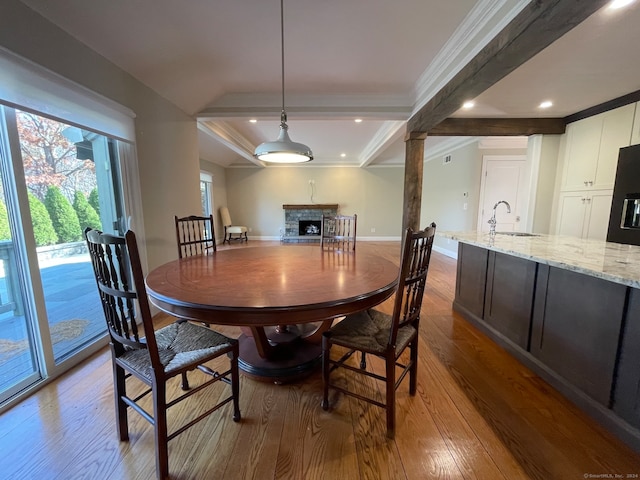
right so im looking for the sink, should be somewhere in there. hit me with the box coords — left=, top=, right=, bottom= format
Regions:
left=494, top=232, right=540, bottom=237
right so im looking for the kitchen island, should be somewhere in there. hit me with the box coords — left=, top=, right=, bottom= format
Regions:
left=441, top=231, right=640, bottom=452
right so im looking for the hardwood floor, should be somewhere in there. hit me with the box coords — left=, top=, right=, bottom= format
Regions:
left=1, top=241, right=640, bottom=479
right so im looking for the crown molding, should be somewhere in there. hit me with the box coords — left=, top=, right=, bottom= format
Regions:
left=198, top=121, right=264, bottom=167
left=413, top=0, right=530, bottom=113
left=424, top=137, right=479, bottom=163
left=359, top=121, right=405, bottom=167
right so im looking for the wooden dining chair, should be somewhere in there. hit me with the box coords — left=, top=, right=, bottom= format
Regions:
left=219, top=206, right=248, bottom=244
left=84, top=228, right=240, bottom=480
left=321, top=222, right=436, bottom=438
left=174, top=214, right=216, bottom=258
left=320, top=214, right=357, bottom=251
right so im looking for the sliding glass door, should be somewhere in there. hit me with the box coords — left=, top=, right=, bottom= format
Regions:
left=0, top=106, right=127, bottom=403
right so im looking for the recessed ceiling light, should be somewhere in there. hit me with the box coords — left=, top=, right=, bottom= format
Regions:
left=462, top=101, right=475, bottom=109
left=539, top=100, right=553, bottom=109
left=340, top=153, right=346, bottom=158
left=609, top=0, right=635, bottom=10
left=354, top=118, right=363, bottom=123
left=249, top=119, right=257, bottom=123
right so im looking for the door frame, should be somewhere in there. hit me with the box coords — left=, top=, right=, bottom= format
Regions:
left=477, top=154, right=528, bottom=232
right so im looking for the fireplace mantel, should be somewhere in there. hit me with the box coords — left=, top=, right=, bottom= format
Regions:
left=283, top=204, right=338, bottom=210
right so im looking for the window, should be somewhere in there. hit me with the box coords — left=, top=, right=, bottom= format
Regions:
left=200, top=172, right=213, bottom=216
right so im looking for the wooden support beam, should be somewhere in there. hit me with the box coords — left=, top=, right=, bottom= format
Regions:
left=400, top=0, right=609, bottom=236
left=402, top=138, right=424, bottom=234
left=427, top=118, right=566, bottom=136
left=407, top=0, right=610, bottom=134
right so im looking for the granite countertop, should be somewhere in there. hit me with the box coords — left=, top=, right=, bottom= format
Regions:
left=439, top=231, right=640, bottom=288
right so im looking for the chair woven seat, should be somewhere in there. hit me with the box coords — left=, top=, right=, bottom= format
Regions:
left=327, top=309, right=416, bottom=355
left=120, top=321, right=234, bottom=379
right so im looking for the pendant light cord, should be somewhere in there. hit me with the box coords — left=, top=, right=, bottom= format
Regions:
left=280, top=0, right=287, bottom=125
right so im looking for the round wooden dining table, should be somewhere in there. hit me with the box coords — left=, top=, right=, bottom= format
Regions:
left=145, top=244, right=399, bottom=383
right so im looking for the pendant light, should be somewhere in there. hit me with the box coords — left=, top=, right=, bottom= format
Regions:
left=254, top=0, right=313, bottom=163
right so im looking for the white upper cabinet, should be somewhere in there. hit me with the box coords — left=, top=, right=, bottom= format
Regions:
left=561, top=104, right=635, bottom=191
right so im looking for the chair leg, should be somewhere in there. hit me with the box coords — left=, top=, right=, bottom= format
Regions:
left=231, top=345, right=241, bottom=422
left=385, top=354, right=396, bottom=439
left=181, top=371, right=190, bottom=391
left=360, top=352, right=367, bottom=370
left=409, top=338, right=418, bottom=395
left=153, top=381, right=170, bottom=480
left=113, top=363, right=129, bottom=441
left=321, top=336, right=330, bottom=410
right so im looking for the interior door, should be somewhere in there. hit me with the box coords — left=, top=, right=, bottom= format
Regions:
left=477, top=156, right=527, bottom=233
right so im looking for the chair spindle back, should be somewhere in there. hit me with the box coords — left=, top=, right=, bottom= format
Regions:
left=320, top=214, right=357, bottom=251
left=85, top=228, right=159, bottom=362
left=175, top=214, right=216, bottom=258
left=388, top=223, right=436, bottom=346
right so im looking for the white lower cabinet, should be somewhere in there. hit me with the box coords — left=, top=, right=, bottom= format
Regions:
left=556, top=190, right=613, bottom=240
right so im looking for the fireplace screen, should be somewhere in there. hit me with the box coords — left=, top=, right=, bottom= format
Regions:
left=299, top=220, right=321, bottom=236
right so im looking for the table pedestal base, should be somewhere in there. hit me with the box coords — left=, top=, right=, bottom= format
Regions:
left=237, top=334, right=322, bottom=384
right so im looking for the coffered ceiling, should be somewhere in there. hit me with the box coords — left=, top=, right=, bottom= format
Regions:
left=19, top=0, right=640, bottom=167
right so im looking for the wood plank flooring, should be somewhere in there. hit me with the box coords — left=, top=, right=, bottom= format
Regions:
left=1, top=241, right=640, bottom=479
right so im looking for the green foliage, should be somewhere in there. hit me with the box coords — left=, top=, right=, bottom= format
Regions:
left=28, top=193, right=58, bottom=246
left=0, top=201, right=10, bottom=241
left=73, top=191, right=101, bottom=231
left=44, top=186, right=82, bottom=243
left=88, top=188, right=100, bottom=216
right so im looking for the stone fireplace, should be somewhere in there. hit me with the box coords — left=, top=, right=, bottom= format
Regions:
left=282, top=204, right=338, bottom=243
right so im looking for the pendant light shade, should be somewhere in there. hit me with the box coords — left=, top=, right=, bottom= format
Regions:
left=254, top=0, right=313, bottom=163
left=254, top=112, right=313, bottom=163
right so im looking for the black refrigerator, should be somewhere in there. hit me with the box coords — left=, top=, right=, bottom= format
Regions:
left=607, top=143, right=640, bottom=245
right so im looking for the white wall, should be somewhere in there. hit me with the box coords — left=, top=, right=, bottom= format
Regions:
left=0, top=0, right=202, bottom=270
left=421, top=142, right=531, bottom=257
left=421, top=141, right=482, bottom=256
left=530, top=135, right=561, bottom=233
left=224, top=166, right=405, bottom=239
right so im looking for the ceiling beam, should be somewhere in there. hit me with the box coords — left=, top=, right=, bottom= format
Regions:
left=198, top=121, right=265, bottom=167
left=406, top=0, right=611, bottom=137
left=426, top=117, right=566, bottom=136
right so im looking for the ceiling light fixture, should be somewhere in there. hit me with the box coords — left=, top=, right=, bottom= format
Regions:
left=462, top=101, right=475, bottom=109
left=254, top=0, right=312, bottom=163
left=539, top=100, right=553, bottom=109
left=249, top=119, right=257, bottom=123
left=609, top=0, right=635, bottom=10
left=354, top=118, right=363, bottom=123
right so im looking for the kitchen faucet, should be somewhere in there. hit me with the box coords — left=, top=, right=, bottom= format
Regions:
left=488, top=200, right=511, bottom=235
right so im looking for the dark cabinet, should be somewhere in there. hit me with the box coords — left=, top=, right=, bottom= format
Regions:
left=613, top=288, right=640, bottom=428
left=531, top=265, right=626, bottom=406
left=454, top=243, right=488, bottom=319
left=484, top=251, right=537, bottom=350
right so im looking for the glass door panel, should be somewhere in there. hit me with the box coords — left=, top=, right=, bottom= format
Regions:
left=14, top=110, right=123, bottom=363
left=0, top=186, right=40, bottom=398
left=0, top=110, right=40, bottom=400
